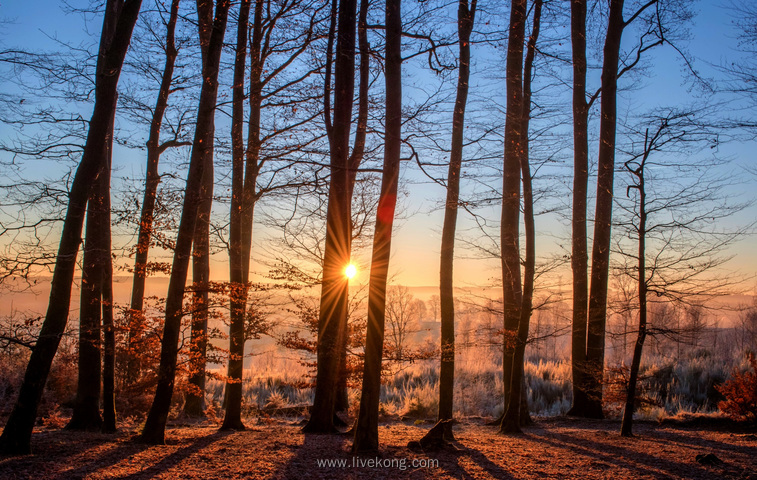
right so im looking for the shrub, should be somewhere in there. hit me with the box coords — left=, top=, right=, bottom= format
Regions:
left=717, top=353, right=757, bottom=423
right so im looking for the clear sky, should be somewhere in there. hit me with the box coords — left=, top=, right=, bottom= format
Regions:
left=1, top=0, right=755, bottom=293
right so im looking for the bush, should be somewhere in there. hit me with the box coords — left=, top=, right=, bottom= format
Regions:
left=717, top=353, right=757, bottom=423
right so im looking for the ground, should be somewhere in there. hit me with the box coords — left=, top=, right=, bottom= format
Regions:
left=1, top=417, right=755, bottom=479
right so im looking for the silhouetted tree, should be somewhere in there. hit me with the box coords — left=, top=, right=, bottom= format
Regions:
left=352, top=0, right=402, bottom=451
left=140, top=0, right=230, bottom=445
left=0, top=0, right=143, bottom=455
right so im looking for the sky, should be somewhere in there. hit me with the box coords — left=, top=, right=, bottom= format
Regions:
left=0, top=0, right=755, bottom=296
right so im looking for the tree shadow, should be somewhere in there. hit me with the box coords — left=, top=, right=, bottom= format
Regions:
left=277, top=431, right=354, bottom=479
left=529, top=428, right=741, bottom=478
left=108, top=431, right=231, bottom=480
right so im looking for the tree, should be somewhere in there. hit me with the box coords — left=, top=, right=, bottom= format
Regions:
left=500, top=0, right=542, bottom=434
left=352, top=0, right=402, bottom=451
left=223, top=0, right=323, bottom=430
left=614, top=108, right=749, bottom=436
left=127, top=0, right=187, bottom=385
left=66, top=103, right=117, bottom=432
left=140, top=0, right=230, bottom=445
left=385, top=286, right=424, bottom=362
left=0, top=0, right=144, bottom=455
left=573, top=0, right=690, bottom=418
left=568, top=0, right=592, bottom=417
left=184, top=0, right=219, bottom=420
left=304, top=0, right=357, bottom=434
left=438, top=0, right=476, bottom=435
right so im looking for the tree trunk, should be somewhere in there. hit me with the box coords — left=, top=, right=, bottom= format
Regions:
left=0, top=0, right=142, bottom=455
left=67, top=169, right=107, bottom=432
left=499, top=0, right=526, bottom=434
left=140, top=0, right=230, bottom=445
left=101, top=104, right=117, bottom=433
left=222, top=0, right=252, bottom=430
left=568, top=0, right=592, bottom=418
left=585, top=0, right=625, bottom=419
left=127, top=0, right=181, bottom=385
left=501, top=0, right=540, bottom=434
left=304, top=0, right=357, bottom=434
left=184, top=154, right=212, bottom=417
left=621, top=130, right=649, bottom=437
left=335, top=0, right=371, bottom=414
left=352, top=0, right=402, bottom=452
left=438, top=0, right=476, bottom=435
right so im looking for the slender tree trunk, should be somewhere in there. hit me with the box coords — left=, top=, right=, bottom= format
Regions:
left=438, top=0, right=476, bottom=435
left=585, top=0, right=625, bottom=419
left=0, top=0, right=142, bottom=455
left=101, top=103, right=117, bottom=433
left=222, top=0, right=252, bottom=430
left=140, top=0, right=230, bottom=445
left=304, top=0, right=357, bottom=434
left=352, top=0, right=402, bottom=452
left=568, top=0, right=591, bottom=418
left=621, top=131, right=649, bottom=437
left=501, top=0, right=540, bottom=433
left=499, top=0, right=526, bottom=434
left=184, top=158, right=212, bottom=416
left=67, top=172, right=107, bottom=432
left=127, top=0, right=181, bottom=385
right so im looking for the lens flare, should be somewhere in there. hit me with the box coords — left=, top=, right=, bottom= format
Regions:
left=345, top=263, right=357, bottom=279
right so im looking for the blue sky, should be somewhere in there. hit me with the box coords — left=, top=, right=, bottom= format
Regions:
left=1, top=0, right=755, bottom=291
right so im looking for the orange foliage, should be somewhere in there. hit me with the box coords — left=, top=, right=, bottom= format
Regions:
left=717, top=353, right=757, bottom=423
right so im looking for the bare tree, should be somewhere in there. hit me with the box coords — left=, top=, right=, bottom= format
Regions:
left=352, top=0, right=402, bottom=451
left=438, top=0, right=476, bottom=435
left=140, top=0, right=230, bottom=445
left=614, top=109, right=750, bottom=436
left=0, top=0, right=144, bottom=455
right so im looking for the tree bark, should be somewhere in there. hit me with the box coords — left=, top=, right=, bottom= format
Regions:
left=127, top=0, right=181, bottom=385
left=0, top=0, right=142, bottom=455
left=101, top=101, right=117, bottom=433
left=222, top=0, right=252, bottom=430
left=352, top=0, right=402, bottom=452
left=585, top=0, right=625, bottom=419
left=335, top=0, right=371, bottom=414
left=184, top=0, right=220, bottom=420
left=568, top=0, right=592, bottom=418
left=438, top=0, right=476, bottom=435
left=140, top=0, right=230, bottom=445
left=304, top=0, right=357, bottom=434
left=499, top=0, right=526, bottom=434
left=501, top=0, right=540, bottom=433
left=67, top=168, right=107, bottom=432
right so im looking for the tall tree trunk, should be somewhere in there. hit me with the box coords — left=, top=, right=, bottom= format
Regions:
left=67, top=171, right=107, bottom=432
left=499, top=0, right=526, bottom=434
left=304, top=0, right=357, bottom=434
left=352, top=0, right=402, bottom=452
left=127, top=0, right=181, bottom=385
left=221, top=0, right=252, bottom=430
left=184, top=0, right=218, bottom=421
left=585, top=0, right=625, bottom=419
left=501, top=0, right=541, bottom=433
left=335, top=0, right=371, bottom=415
left=438, top=0, right=476, bottom=435
left=140, top=0, right=230, bottom=445
left=568, top=0, right=591, bottom=418
left=184, top=157, right=212, bottom=416
left=0, top=0, right=142, bottom=455
left=101, top=103, right=117, bottom=433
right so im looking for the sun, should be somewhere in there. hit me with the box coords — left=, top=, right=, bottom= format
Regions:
left=344, top=263, right=357, bottom=279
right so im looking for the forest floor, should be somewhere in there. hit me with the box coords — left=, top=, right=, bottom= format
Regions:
left=0, top=416, right=755, bottom=479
